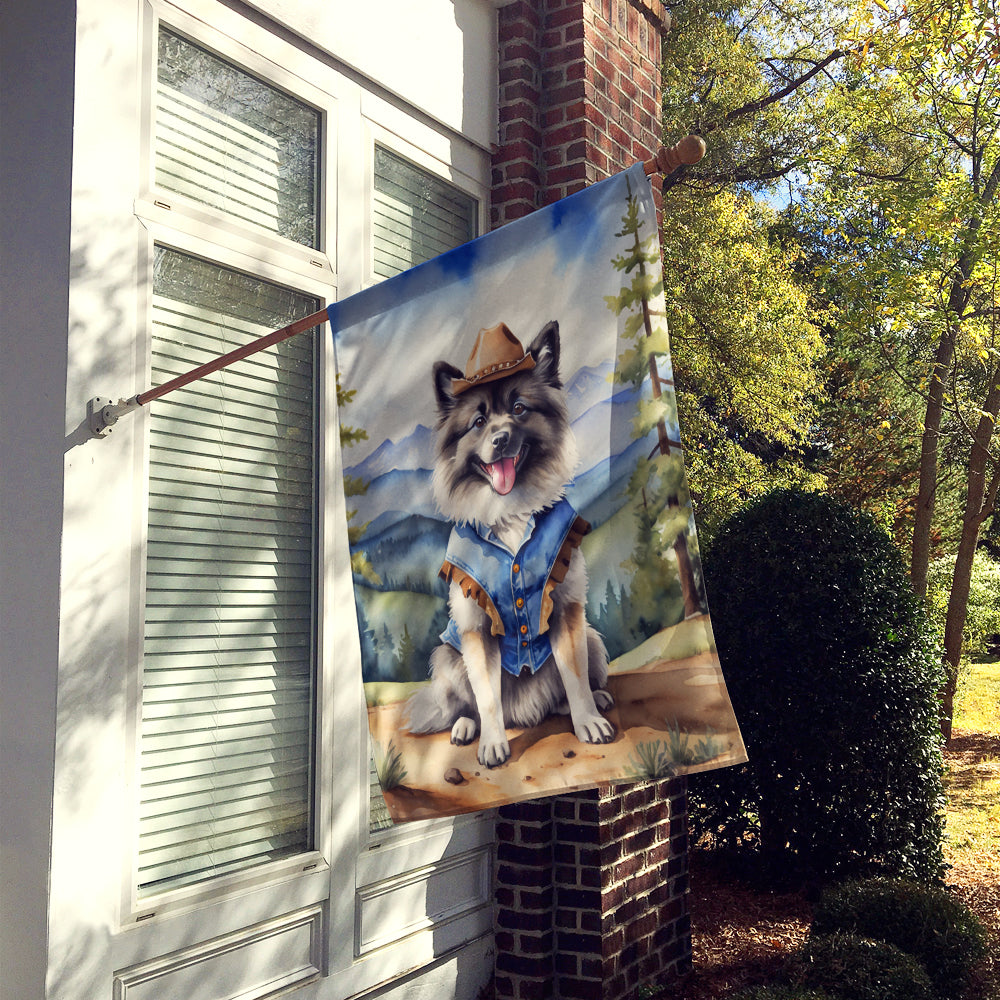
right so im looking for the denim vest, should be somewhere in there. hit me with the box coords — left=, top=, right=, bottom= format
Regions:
left=439, top=498, right=589, bottom=676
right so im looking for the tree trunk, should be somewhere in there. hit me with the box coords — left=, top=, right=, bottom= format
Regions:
left=940, top=376, right=1000, bottom=740
left=910, top=159, right=1000, bottom=595
left=910, top=328, right=953, bottom=598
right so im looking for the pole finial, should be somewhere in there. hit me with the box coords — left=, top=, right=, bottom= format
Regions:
left=643, top=135, right=706, bottom=176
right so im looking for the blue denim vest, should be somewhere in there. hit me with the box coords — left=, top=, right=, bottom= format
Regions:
left=439, top=498, right=589, bottom=676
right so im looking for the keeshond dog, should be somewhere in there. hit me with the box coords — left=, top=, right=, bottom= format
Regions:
left=404, top=320, right=615, bottom=768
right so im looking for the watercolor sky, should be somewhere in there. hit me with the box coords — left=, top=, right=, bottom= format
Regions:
left=329, top=164, right=668, bottom=466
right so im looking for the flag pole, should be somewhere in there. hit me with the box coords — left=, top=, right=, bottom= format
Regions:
left=87, top=307, right=330, bottom=437
left=87, top=135, right=705, bottom=438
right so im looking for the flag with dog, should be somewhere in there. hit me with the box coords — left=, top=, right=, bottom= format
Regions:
left=330, top=163, right=746, bottom=822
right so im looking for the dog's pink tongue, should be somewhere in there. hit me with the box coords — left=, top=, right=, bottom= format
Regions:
left=487, top=457, right=517, bottom=495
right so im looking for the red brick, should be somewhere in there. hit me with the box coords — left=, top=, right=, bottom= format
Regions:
left=496, top=952, right=551, bottom=978
left=498, top=906, right=551, bottom=932
left=503, top=40, right=538, bottom=64
left=545, top=120, right=588, bottom=146
left=542, top=66, right=566, bottom=89
left=517, top=976, right=557, bottom=1000
left=540, top=27, right=565, bottom=49
left=559, top=978, right=604, bottom=1000
left=548, top=3, right=589, bottom=28
left=492, top=7, right=689, bottom=991
left=542, top=39, right=587, bottom=68
left=626, top=868, right=658, bottom=896
left=519, top=930, right=555, bottom=954
left=555, top=951, right=579, bottom=976
left=498, top=862, right=553, bottom=888
left=543, top=105, right=567, bottom=129
left=625, top=910, right=657, bottom=943
left=503, top=120, right=543, bottom=145
left=520, top=886, right=554, bottom=910
left=504, top=79, right=541, bottom=105
left=647, top=842, right=671, bottom=865
left=498, top=842, right=551, bottom=868
left=499, top=99, right=540, bottom=125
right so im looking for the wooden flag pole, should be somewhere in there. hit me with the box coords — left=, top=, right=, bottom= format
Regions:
left=88, top=136, right=705, bottom=437
left=87, top=307, right=330, bottom=437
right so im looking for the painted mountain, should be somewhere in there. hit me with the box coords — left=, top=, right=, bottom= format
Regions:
left=343, top=360, right=675, bottom=552
left=342, top=361, right=690, bottom=680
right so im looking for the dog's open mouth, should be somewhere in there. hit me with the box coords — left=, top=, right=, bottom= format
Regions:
left=481, top=444, right=528, bottom=496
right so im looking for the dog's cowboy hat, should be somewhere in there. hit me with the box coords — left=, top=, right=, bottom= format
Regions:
left=450, top=322, right=536, bottom=395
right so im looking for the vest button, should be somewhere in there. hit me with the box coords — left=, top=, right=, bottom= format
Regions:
left=512, top=563, right=520, bottom=573
left=521, top=640, right=528, bottom=648
left=520, top=625, right=528, bottom=635
left=516, top=597, right=524, bottom=608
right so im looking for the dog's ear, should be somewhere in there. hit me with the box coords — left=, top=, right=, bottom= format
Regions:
left=527, top=321, right=561, bottom=388
left=433, top=361, right=464, bottom=416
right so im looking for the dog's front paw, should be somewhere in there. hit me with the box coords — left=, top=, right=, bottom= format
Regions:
left=478, top=734, right=511, bottom=768
left=451, top=717, right=478, bottom=745
left=574, top=713, right=616, bottom=745
left=593, top=688, right=614, bottom=711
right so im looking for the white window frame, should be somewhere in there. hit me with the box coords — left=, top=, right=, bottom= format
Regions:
left=123, top=0, right=340, bottom=931
left=111, top=1, right=496, bottom=992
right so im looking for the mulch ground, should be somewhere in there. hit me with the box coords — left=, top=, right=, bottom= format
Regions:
left=669, top=733, right=1000, bottom=1000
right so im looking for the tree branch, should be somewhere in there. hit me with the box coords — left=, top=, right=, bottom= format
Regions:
left=704, top=49, right=847, bottom=133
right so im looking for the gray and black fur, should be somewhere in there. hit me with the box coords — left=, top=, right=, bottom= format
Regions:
left=405, top=321, right=615, bottom=767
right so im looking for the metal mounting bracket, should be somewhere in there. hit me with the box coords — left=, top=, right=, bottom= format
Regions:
left=88, top=396, right=140, bottom=438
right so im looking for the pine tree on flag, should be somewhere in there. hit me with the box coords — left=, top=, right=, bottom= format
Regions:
left=606, top=176, right=702, bottom=620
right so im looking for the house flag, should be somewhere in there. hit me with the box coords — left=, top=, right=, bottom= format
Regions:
left=329, top=163, right=746, bottom=822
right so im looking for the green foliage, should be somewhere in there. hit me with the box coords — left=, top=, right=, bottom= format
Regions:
left=791, top=934, right=934, bottom=1000
left=337, top=373, right=381, bottom=585
left=661, top=187, right=827, bottom=537
left=927, top=550, right=1000, bottom=659
left=373, top=740, right=407, bottom=791
left=661, top=0, right=848, bottom=193
left=811, top=878, right=988, bottom=999
left=626, top=741, right=676, bottom=780
left=692, top=489, right=947, bottom=882
left=625, top=724, right=722, bottom=779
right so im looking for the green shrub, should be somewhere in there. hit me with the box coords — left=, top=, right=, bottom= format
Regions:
left=812, top=878, right=988, bottom=998
left=692, top=489, right=946, bottom=882
left=792, top=933, right=934, bottom=1000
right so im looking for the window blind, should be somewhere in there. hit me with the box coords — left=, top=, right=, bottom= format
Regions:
left=138, top=248, right=318, bottom=895
left=372, top=146, right=477, bottom=280
left=156, top=28, right=320, bottom=248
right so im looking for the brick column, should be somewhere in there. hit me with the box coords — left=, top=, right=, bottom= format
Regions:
left=494, top=781, right=690, bottom=1000
left=491, top=3, right=691, bottom=998
left=492, top=0, right=668, bottom=227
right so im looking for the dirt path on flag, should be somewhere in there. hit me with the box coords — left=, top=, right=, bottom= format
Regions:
left=368, top=649, right=745, bottom=823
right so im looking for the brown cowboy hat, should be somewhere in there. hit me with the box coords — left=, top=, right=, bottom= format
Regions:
left=450, top=322, right=536, bottom=395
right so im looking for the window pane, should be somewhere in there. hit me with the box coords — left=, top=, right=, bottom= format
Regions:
left=139, top=247, right=318, bottom=895
left=156, top=28, right=320, bottom=248
left=372, top=146, right=477, bottom=279
left=368, top=150, right=478, bottom=832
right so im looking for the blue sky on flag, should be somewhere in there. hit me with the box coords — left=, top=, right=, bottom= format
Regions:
left=329, top=163, right=663, bottom=466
